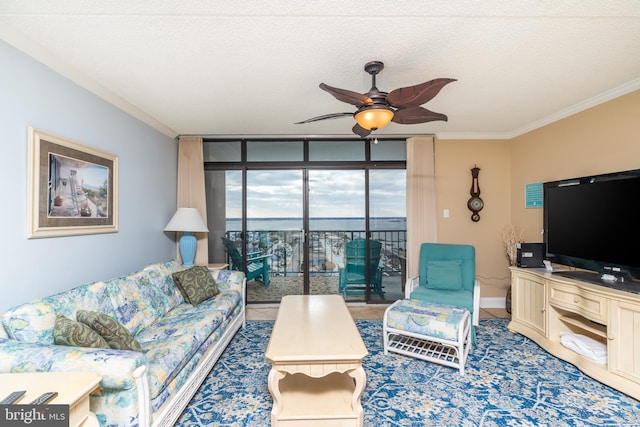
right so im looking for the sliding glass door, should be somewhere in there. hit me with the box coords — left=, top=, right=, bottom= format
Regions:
left=204, top=138, right=407, bottom=304
left=308, top=170, right=365, bottom=298
left=246, top=170, right=304, bottom=302
left=369, top=169, right=407, bottom=302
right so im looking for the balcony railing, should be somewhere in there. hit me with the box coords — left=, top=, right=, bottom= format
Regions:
left=224, top=230, right=406, bottom=278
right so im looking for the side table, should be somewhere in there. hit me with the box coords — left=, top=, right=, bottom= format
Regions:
left=0, top=371, right=101, bottom=427
left=208, top=263, right=229, bottom=270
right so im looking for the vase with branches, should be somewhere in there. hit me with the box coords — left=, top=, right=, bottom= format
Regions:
left=502, top=224, right=525, bottom=266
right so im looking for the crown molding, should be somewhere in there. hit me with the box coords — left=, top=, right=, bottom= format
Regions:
left=1, top=27, right=178, bottom=139
left=509, top=78, right=640, bottom=139
left=439, top=78, right=640, bottom=141
left=437, top=78, right=640, bottom=139
left=435, top=132, right=512, bottom=140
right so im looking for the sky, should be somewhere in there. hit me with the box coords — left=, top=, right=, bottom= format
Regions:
left=54, top=154, right=108, bottom=189
left=225, top=169, right=406, bottom=218
left=80, top=164, right=108, bottom=189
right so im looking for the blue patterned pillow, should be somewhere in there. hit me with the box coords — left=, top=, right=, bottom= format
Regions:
left=172, top=266, right=219, bottom=305
left=426, top=260, right=463, bottom=290
left=53, top=314, right=109, bottom=349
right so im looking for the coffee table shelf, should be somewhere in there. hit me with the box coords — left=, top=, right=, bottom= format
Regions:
left=265, top=295, right=367, bottom=427
left=276, top=372, right=358, bottom=425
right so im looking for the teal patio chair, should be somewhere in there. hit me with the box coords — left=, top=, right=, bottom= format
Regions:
left=221, top=237, right=271, bottom=286
left=338, top=239, right=384, bottom=299
left=405, top=243, right=480, bottom=341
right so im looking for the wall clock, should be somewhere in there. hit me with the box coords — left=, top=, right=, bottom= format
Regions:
left=467, top=165, right=483, bottom=222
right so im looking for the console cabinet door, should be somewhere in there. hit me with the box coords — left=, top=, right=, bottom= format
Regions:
left=512, top=271, right=547, bottom=337
left=609, top=299, right=640, bottom=382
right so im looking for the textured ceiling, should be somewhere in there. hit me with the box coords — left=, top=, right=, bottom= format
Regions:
left=1, top=1, right=639, bottom=139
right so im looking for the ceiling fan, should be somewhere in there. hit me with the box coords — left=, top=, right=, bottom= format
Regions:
left=295, top=61, right=456, bottom=138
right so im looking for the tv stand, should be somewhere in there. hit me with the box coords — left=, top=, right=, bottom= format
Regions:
left=552, top=270, right=640, bottom=294
left=508, top=267, right=640, bottom=400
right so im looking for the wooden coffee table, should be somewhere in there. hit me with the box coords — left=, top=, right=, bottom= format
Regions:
left=265, top=295, right=368, bottom=427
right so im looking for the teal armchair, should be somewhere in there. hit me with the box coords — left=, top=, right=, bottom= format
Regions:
left=338, top=239, right=384, bottom=299
left=222, top=237, right=271, bottom=286
left=405, top=243, right=480, bottom=338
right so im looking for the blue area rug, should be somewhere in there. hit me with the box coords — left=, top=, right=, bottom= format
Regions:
left=176, top=319, right=640, bottom=426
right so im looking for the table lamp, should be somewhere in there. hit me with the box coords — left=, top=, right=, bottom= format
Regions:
left=164, top=208, right=209, bottom=267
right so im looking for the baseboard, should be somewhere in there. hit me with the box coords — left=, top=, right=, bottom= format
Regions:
left=480, top=297, right=506, bottom=309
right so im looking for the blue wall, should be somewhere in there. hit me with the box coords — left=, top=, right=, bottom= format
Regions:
left=0, top=40, right=178, bottom=312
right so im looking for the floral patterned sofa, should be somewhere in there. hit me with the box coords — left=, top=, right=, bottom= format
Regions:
left=0, top=260, right=246, bottom=427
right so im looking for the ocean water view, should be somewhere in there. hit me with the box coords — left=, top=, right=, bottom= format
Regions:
left=226, top=217, right=406, bottom=231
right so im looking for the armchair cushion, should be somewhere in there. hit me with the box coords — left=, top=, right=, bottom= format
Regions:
left=410, top=287, right=474, bottom=313
left=418, top=243, right=475, bottom=292
left=425, top=260, right=463, bottom=290
left=172, top=266, right=220, bottom=305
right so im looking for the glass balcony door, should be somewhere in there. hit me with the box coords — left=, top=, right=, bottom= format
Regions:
left=204, top=138, right=407, bottom=304
left=308, top=170, right=366, bottom=299
left=369, top=169, right=407, bottom=302
left=245, top=170, right=304, bottom=303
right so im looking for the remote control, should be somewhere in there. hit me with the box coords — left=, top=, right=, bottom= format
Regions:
left=0, top=390, right=26, bottom=404
left=29, top=392, right=58, bottom=405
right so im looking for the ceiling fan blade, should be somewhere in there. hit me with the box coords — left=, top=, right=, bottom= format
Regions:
left=387, top=78, right=456, bottom=108
left=320, top=83, right=373, bottom=107
left=295, top=112, right=353, bottom=124
left=392, top=107, right=448, bottom=125
left=352, top=123, right=371, bottom=138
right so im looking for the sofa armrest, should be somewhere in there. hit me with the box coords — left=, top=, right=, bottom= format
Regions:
left=211, top=269, right=247, bottom=294
left=0, top=340, right=147, bottom=390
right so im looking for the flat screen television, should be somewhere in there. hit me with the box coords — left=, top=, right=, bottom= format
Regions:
left=543, top=169, right=640, bottom=290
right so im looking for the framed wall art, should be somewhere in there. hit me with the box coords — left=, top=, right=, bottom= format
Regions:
left=27, top=127, right=119, bottom=238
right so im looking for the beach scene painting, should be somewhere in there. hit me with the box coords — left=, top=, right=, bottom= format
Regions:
left=27, top=127, right=118, bottom=238
left=48, top=154, right=109, bottom=218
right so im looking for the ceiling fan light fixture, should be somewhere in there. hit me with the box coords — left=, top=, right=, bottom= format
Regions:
left=354, top=106, right=395, bottom=131
left=297, top=61, right=454, bottom=136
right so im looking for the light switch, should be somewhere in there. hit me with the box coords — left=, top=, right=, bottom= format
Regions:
left=443, top=209, right=450, bottom=218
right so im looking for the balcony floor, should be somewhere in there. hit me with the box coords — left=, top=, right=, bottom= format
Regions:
left=246, top=273, right=404, bottom=304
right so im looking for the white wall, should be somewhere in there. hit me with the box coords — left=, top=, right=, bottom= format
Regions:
left=0, top=40, right=178, bottom=312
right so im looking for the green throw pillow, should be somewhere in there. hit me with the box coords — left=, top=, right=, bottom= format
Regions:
left=54, top=314, right=109, bottom=349
left=426, top=260, right=464, bottom=290
left=76, top=310, right=143, bottom=352
left=172, top=265, right=219, bottom=305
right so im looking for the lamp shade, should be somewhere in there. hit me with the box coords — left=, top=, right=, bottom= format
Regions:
left=354, top=106, right=395, bottom=131
left=164, top=208, right=209, bottom=233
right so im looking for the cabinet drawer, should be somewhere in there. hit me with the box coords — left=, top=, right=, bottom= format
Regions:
left=549, top=283, right=607, bottom=323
